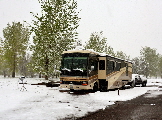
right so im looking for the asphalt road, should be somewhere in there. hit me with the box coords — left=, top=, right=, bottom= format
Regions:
left=77, top=86, right=162, bottom=120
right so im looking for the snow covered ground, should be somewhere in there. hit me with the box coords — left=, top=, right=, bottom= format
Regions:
left=0, top=77, right=161, bottom=120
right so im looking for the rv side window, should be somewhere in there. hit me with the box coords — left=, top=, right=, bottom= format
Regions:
left=126, top=63, right=128, bottom=76
left=115, top=62, right=120, bottom=71
left=89, top=59, right=98, bottom=71
left=99, top=60, right=105, bottom=70
left=107, top=61, right=113, bottom=71
left=113, top=61, right=115, bottom=70
left=121, top=61, right=125, bottom=68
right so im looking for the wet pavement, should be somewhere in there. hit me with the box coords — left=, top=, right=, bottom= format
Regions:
left=77, top=86, right=162, bottom=120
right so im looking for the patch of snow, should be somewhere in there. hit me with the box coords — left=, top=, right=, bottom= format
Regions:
left=0, top=78, right=161, bottom=120
left=62, top=68, right=71, bottom=72
left=99, top=53, right=107, bottom=56
left=73, top=68, right=83, bottom=72
left=75, top=46, right=85, bottom=50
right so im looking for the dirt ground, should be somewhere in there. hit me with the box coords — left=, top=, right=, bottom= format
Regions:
left=77, top=86, right=162, bottom=120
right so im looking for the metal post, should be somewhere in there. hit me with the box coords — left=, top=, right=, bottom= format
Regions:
left=118, top=82, right=120, bottom=96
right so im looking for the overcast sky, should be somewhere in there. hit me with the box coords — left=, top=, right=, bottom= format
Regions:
left=0, top=0, right=162, bottom=58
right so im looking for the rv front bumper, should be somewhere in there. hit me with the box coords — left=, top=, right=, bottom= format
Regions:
left=59, top=84, right=92, bottom=90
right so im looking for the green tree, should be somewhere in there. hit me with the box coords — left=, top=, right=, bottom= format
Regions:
left=31, top=0, right=80, bottom=80
left=85, top=31, right=108, bottom=53
left=105, top=45, right=115, bottom=57
left=140, top=46, right=159, bottom=77
left=158, top=55, right=162, bottom=78
left=132, top=57, right=140, bottom=74
left=24, top=53, right=37, bottom=78
left=115, top=51, right=130, bottom=60
left=131, top=56, right=148, bottom=75
left=0, top=38, right=5, bottom=76
left=3, top=22, right=30, bottom=77
left=18, top=54, right=30, bottom=77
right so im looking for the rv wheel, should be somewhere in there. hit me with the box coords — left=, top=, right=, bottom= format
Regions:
left=93, top=82, right=98, bottom=92
left=100, top=85, right=107, bottom=92
left=70, top=89, right=74, bottom=92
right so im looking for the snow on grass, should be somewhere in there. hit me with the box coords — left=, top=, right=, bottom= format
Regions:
left=0, top=77, right=161, bottom=120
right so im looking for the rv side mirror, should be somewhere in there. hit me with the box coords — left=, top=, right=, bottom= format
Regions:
left=91, top=66, right=94, bottom=71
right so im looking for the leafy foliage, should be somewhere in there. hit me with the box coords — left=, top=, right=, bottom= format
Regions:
left=132, top=57, right=140, bottom=74
left=158, top=55, right=162, bottom=78
left=0, top=38, right=5, bottom=76
left=115, top=51, right=130, bottom=60
left=85, top=31, right=131, bottom=59
left=85, top=31, right=107, bottom=53
left=85, top=31, right=116, bottom=57
left=105, top=45, right=115, bottom=57
left=3, top=22, right=30, bottom=77
left=132, top=46, right=160, bottom=78
left=139, top=46, right=159, bottom=77
left=31, top=0, right=80, bottom=79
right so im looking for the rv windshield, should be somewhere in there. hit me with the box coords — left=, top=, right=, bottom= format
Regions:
left=61, top=57, right=88, bottom=76
left=62, top=57, right=87, bottom=70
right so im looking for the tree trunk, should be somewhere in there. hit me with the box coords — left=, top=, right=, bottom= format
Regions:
left=44, top=55, right=49, bottom=80
left=12, top=63, right=16, bottom=77
left=12, top=71, right=15, bottom=78
left=39, top=72, right=41, bottom=78
left=12, top=54, right=16, bottom=78
left=45, top=75, right=48, bottom=80
left=30, top=73, right=34, bottom=78
left=3, top=71, right=6, bottom=78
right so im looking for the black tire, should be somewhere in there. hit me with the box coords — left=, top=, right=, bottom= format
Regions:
left=100, top=85, right=107, bottom=92
left=142, top=82, right=146, bottom=87
left=93, top=82, right=98, bottom=92
left=121, top=85, right=125, bottom=90
left=46, top=82, right=52, bottom=87
left=70, top=89, right=74, bottom=92
left=130, top=81, right=135, bottom=88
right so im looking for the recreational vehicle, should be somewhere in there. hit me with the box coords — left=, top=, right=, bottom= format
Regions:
left=60, top=48, right=133, bottom=92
